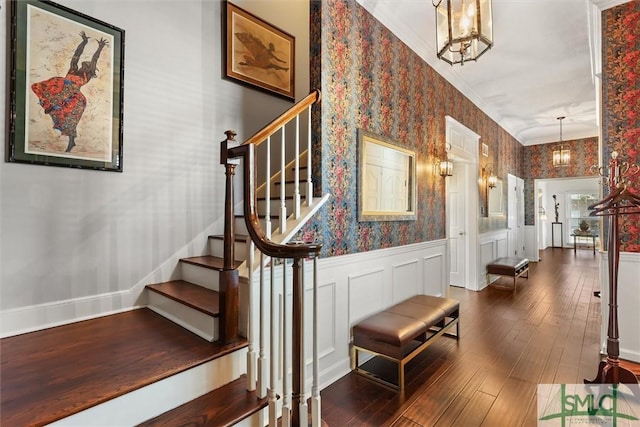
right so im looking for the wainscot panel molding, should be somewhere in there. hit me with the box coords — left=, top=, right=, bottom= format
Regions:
left=479, top=230, right=509, bottom=289
left=524, top=225, right=538, bottom=262
left=598, top=251, right=640, bottom=363
left=315, top=239, right=449, bottom=388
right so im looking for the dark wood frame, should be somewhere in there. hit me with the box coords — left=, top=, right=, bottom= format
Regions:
left=225, top=2, right=295, bottom=100
left=7, top=0, right=125, bottom=172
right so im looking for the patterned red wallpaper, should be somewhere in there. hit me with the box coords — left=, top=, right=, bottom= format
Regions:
left=300, top=0, right=524, bottom=257
left=522, top=137, right=600, bottom=225
left=602, top=2, right=640, bottom=252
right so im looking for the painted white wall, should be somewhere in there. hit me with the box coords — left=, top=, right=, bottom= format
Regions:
left=536, top=177, right=600, bottom=249
left=0, top=0, right=310, bottom=333
left=599, top=251, right=640, bottom=363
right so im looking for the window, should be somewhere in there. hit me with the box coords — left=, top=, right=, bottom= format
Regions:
left=566, top=192, right=599, bottom=243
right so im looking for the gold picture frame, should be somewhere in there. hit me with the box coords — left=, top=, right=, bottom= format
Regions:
left=225, top=2, right=295, bottom=100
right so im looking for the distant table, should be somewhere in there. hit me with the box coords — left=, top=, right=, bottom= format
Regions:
left=571, top=232, right=598, bottom=254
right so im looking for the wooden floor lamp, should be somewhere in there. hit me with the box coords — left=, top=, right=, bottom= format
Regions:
left=584, top=151, right=640, bottom=388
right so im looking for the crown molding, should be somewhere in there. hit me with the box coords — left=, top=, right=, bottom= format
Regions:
left=591, top=0, right=631, bottom=11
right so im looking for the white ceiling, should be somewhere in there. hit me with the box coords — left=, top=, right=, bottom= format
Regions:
left=358, top=0, right=603, bottom=146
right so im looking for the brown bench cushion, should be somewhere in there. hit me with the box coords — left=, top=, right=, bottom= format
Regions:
left=486, top=257, right=529, bottom=276
left=406, top=294, right=459, bottom=317
left=352, top=311, right=426, bottom=347
left=351, top=294, right=460, bottom=390
left=352, top=295, right=459, bottom=357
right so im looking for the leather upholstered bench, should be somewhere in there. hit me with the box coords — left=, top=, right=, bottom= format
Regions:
left=351, top=294, right=459, bottom=391
left=486, top=257, right=529, bottom=290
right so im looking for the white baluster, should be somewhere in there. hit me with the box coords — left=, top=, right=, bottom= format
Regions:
left=246, top=241, right=256, bottom=391
left=268, top=260, right=277, bottom=427
left=294, top=114, right=301, bottom=219
left=257, top=253, right=267, bottom=398
left=280, top=126, right=287, bottom=233
left=281, top=260, right=291, bottom=427
left=311, top=256, right=321, bottom=426
left=306, top=107, right=314, bottom=207
left=265, top=137, right=272, bottom=239
left=298, top=259, right=308, bottom=427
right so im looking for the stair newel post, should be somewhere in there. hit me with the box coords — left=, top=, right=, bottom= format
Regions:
left=220, top=130, right=240, bottom=343
left=221, top=130, right=238, bottom=270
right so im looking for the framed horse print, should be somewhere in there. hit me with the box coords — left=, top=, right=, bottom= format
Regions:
left=225, top=2, right=295, bottom=100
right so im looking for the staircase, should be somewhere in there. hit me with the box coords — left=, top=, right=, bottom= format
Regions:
left=143, top=90, right=328, bottom=426
left=0, top=91, right=328, bottom=426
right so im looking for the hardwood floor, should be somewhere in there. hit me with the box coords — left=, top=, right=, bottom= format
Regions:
left=320, top=248, right=627, bottom=427
left=0, top=309, right=248, bottom=426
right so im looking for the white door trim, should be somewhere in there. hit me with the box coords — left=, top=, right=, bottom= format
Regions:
left=445, top=116, right=480, bottom=291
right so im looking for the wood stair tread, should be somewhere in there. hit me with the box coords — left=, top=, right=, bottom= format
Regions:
left=0, top=309, right=248, bottom=427
left=146, top=280, right=220, bottom=316
left=180, top=256, right=242, bottom=270
left=137, top=375, right=267, bottom=427
left=257, top=195, right=295, bottom=201
left=209, top=234, right=249, bottom=242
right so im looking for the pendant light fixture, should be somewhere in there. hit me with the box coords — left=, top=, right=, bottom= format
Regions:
left=552, top=116, right=570, bottom=167
left=432, top=0, right=494, bottom=66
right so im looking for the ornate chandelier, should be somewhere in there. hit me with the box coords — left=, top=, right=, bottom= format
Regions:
left=433, top=0, right=493, bottom=66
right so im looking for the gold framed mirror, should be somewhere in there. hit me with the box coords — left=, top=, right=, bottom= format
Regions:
left=357, top=129, right=417, bottom=222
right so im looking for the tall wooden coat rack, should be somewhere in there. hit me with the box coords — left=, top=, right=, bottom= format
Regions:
left=584, top=151, right=640, bottom=387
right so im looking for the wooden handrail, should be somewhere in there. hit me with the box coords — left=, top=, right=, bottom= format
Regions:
left=234, top=143, right=322, bottom=259
left=226, top=90, right=322, bottom=259
left=228, top=89, right=321, bottom=156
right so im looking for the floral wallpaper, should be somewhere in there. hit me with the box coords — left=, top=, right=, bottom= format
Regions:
left=602, top=1, right=640, bottom=252
left=522, top=137, right=599, bottom=225
left=299, top=0, right=523, bottom=257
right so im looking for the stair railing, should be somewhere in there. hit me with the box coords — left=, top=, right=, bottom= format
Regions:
left=223, top=90, right=323, bottom=427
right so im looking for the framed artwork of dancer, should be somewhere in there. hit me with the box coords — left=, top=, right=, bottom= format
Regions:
left=225, top=2, right=295, bottom=100
left=7, top=0, right=125, bottom=172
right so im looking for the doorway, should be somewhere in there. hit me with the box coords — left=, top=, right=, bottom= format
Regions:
left=445, top=116, right=479, bottom=290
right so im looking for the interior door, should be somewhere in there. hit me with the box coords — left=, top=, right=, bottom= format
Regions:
left=516, top=177, right=525, bottom=256
left=448, top=164, right=466, bottom=287
left=507, top=174, right=525, bottom=257
left=507, top=174, right=518, bottom=257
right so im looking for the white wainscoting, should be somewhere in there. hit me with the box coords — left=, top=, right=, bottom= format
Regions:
left=524, top=225, right=538, bottom=261
left=598, top=251, right=640, bottom=363
left=315, top=239, right=449, bottom=389
left=478, top=230, right=509, bottom=289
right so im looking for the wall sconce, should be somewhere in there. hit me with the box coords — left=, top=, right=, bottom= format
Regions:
left=482, top=163, right=497, bottom=189
left=433, top=143, right=453, bottom=177
left=439, top=159, right=453, bottom=177
left=552, top=116, right=570, bottom=167
left=538, top=206, right=547, bottom=221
